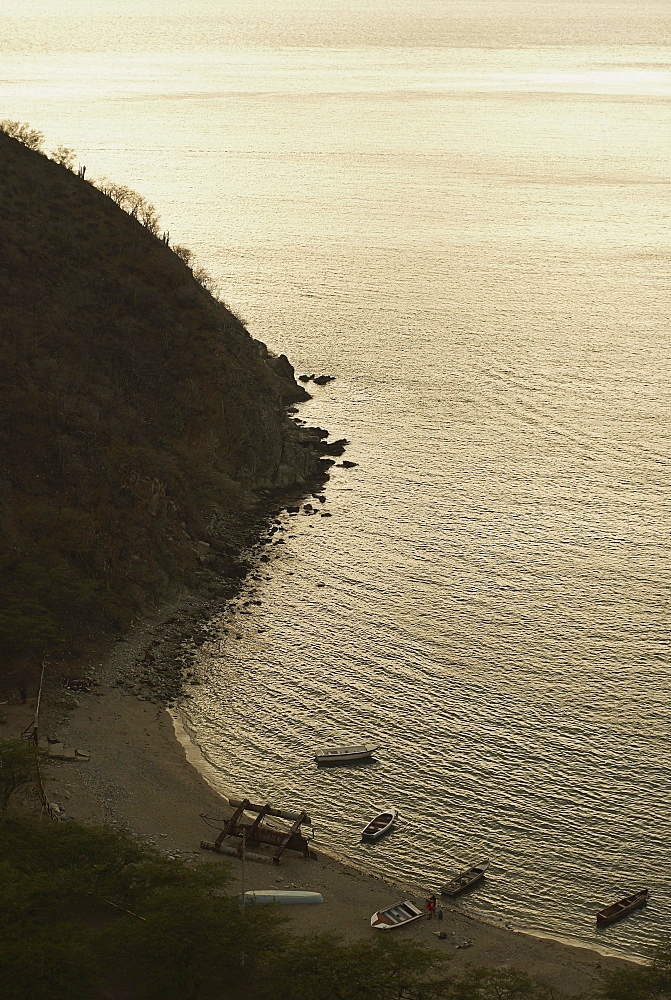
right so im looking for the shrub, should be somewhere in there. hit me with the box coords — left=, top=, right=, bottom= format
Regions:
left=0, top=740, right=46, bottom=811
left=51, top=145, right=76, bottom=170
left=596, top=936, right=671, bottom=999
left=0, top=120, right=44, bottom=151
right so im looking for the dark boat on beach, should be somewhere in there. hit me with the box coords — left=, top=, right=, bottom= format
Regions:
left=440, top=859, right=490, bottom=896
left=596, top=889, right=649, bottom=926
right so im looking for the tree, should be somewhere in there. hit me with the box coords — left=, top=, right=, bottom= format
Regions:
left=0, top=598, right=60, bottom=659
left=138, top=198, right=161, bottom=235
left=0, top=546, right=99, bottom=645
left=0, top=817, right=246, bottom=999
left=0, top=922, right=101, bottom=1000
left=170, top=243, right=218, bottom=293
left=0, top=817, right=230, bottom=913
left=596, top=937, right=671, bottom=999
left=103, top=885, right=286, bottom=1000
left=193, top=263, right=218, bottom=294
left=448, top=966, right=554, bottom=1000
left=0, top=739, right=45, bottom=811
left=51, top=145, right=76, bottom=170
left=0, top=120, right=44, bottom=151
left=172, top=244, right=193, bottom=265
left=92, top=177, right=162, bottom=235
left=261, top=932, right=452, bottom=1000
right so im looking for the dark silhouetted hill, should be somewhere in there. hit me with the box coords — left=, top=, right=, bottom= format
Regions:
left=0, top=129, right=330, bottom=687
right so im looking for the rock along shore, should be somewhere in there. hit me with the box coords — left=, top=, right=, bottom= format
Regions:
left=35, top=397, right=638, bottom=998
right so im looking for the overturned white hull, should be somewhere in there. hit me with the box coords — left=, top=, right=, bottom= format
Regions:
left=242, top=890, right=325, bottom=905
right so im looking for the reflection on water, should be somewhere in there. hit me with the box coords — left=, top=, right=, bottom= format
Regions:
left=3, top=0, right=670, bottom=961
left=315, top=758, right=381, bottom=771
left=180, top=333, right=669, bottom=960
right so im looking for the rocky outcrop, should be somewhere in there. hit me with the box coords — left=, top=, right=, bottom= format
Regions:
left=0, top=128, right=346, bottom=678
left=255, top=343, right=313, bottom=403
left=298, top=373, right=335, bottom=385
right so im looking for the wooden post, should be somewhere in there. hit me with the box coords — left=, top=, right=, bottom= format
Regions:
left=200, top=842, right=274, bottom=863
left=246, top=803, right=270, bottom=842
left=273, top=811, right=310, bottom=863
left=215, top=797, right=249, bottom=848
left=241, top=828, right=246, bottom=968
left=227, top=798, right=312, bottom=825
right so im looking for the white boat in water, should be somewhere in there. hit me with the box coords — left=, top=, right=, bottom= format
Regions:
left=314, top=745, right=378, bottom=765
left=241, top=890, right=325, bottom=905
left=361, top=807, right=398, bottom=841
left=370, top=900, right=424, bottom=929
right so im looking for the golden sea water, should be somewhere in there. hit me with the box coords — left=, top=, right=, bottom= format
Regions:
left=3, top=0, right=670, bottom=959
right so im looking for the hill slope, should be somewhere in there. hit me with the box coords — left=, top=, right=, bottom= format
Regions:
left=0, top=129, right=332, bottom=685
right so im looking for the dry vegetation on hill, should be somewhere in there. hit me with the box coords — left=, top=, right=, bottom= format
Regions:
left=0, top=127, right=328, bottom=692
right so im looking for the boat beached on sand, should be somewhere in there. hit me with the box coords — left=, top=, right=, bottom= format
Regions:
left=361, top=807, right=398, bottom=841
left=314, top=745, right=378, bottom=765
left=440, top=859, right=490, bottom=896
left=241, top=890, right=325, bottom=905
left=370, top=900, right=424, bottom=929
left=596, top=889, right=649, bottom=926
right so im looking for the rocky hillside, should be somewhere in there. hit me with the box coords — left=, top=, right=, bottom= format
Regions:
left=0, top=128, right=337, bottom=690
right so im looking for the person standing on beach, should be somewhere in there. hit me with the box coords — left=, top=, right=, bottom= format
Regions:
left=427, top=895, right=436, bottom=919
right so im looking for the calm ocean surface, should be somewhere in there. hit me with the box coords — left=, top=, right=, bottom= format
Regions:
left=3, top=0, right=670, bottom=960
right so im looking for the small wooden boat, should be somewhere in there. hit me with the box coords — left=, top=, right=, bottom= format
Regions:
left=361, top=807, right=398, bottom=841
left=314, top=745, right=378, bottom=765
left=371, top=899, right=424, bottom=929
left=241, top=890, right=325, bottom=905
left=440, top=859, right=490, bottom=896
left=596, top=889, right=649, bottom=926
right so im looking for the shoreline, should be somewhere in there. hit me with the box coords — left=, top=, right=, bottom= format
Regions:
left=171, top=706, right=642, bottom=969
left=33, top=603, right=637, bottom=997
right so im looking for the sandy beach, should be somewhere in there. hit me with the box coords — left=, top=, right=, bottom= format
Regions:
left=14, top=604, right=635, bottom=997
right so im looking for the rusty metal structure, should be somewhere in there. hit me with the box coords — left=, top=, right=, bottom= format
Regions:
left=201, top=798, right=313, bottom=865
